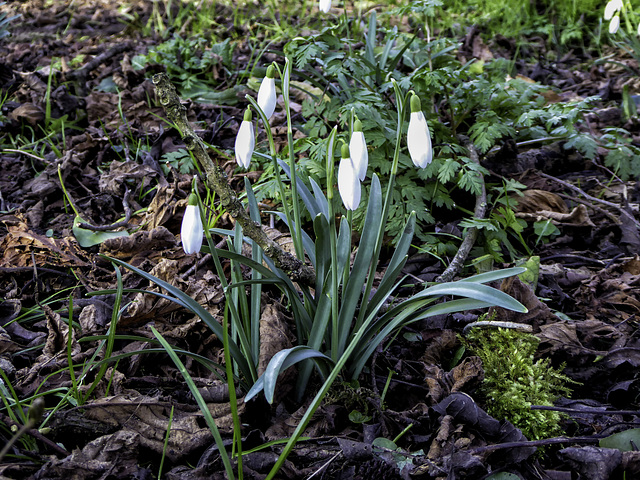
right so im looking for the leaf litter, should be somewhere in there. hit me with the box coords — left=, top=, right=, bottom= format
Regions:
left=2, top=1, right=640, bottom=479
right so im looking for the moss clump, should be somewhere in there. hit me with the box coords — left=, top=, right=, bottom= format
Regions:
left=464, top=327, right=575, bottom=440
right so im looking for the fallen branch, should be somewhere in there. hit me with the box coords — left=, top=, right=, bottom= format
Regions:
left=152, top=73, right=315, bottom=286
left=539, top=171, right=640, bottom=230
left=436, top=135, right=486, bottom=283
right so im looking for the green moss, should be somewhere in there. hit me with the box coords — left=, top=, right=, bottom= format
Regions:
left=464, top=327, right=576, bottom=440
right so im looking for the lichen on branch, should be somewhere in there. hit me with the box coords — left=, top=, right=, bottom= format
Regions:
left=152, top=73, right=315, bottom=286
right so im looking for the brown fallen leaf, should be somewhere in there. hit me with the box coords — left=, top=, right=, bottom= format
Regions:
left=0, top=214, right=89, bottom=268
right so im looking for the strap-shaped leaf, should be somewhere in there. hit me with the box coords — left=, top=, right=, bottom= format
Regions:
left=348, top=297, right=497, bottom=379
left=415, top=281, right=527, bottom=312
left=314, top=213, right=331, bottom=294
left=337, top=175, right=382, bottom=355
left=335, top=216, right=351, bottom=283
left=279, top=159, right=321, bottom=219
left=102, top=256, right=253, bottom=382
left=310, top=177, right=329, bottom=220
left=245, top=346, right=334, bottom=404
left=296, top=292, right=333, bottom=397
left=458, top=267, right=526, bottom=284
left=366, top=212, right=415, bottom=317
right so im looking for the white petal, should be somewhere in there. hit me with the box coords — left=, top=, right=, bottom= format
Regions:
left=319, top=0, right=331, bottom=13
left=235, top=120, right=255, bottom=169
left=181, top=204, right=203, bottom=254
left=337, top=156, right=361, bottom=211
left=604, top=0, right=623, bottom=20
left=257, top=77, right=276, bottom=120
left=609, top=15, right=620, bottom=34
left=349, top=131, right=368, bottom=181
left=407, top=111, right=433, bottom=168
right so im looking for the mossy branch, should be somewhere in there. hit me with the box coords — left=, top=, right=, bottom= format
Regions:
left=152, top=73, right=315, bottom=286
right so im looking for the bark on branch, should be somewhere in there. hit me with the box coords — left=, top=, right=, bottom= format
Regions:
left=152, top=73, right=315, bottom=286
left=436, top=135, right=487, bottom=283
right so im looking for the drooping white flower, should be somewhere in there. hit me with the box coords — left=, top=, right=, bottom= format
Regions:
left=319, top=0, right=331, bottom=13
left=349, top=118, right=368, bottom=181
left=604, top=0, right=623, bottom=20
left=181, top=193, right=203, bottom=255
left=610, top=14, right=621, bottom=34
left=235, top=107, right=255, bottom=169
left=337, top=143, right=361, bottom=211
left=257, top=65, right=277, bottom=120
left=407, top=94, right=433, bottom=168
left=637, top=20, right=640, bottom=36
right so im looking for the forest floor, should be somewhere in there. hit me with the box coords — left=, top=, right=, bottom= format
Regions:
left=2, top=1, right=640, bottom=479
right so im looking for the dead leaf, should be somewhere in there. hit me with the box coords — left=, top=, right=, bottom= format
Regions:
left=0, top=214, right=89, bottom=268
left=122, top=260, right=223, bottom=328
left=489, top=275, right=557, bottom=331
left=99, top=159, right=159, bottom=197
left=143, top=186, right=182, bottom=230
left=100, top=226, right=177, bottom=260
left=424, top=356, right=484, bottom=405
left=8, top=102, right=45, bottom=125
left=514, top=189, right=569, bottom=214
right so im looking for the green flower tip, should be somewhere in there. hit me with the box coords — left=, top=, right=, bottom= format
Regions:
left=243, top=107, right=252, bottom=122
left=266, top=65, right=276, bottom=79
left=354, top=118, right=363, bottom=132
left=187, top=193, right=199, bottom=206
left=410, top=94, right=422, bottom=113
left=341, top=143, right=350, bottom=158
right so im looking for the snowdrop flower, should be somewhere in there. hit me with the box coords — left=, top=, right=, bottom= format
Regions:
left=235, top=107, right=255, bottom=169
left=319, top=0, right=331, bottom=13
left=338, top=143, right=361, bottom=211
left=604, top=0, right=623, bottom=20
left=181, top=193, right=203, bottom=255
left=637, top=21, right=640, bottom=36
left=257, top=65, right=277, bottom=120
left=349, top=118, right=368, bottom=181
left=407, top=93, right=433, bottom=168
left=609, top=14, right=621, bottom=34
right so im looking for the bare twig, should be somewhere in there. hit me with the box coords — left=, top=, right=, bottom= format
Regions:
left=436, top=135, right=486, bottom=283
left=466, top=435, right=600, bottom=455
left=78, top=187, right=133, bottom=231
left=152, top=73, right=315, bottom=286
left=539, top=171, right=640, bottom=230
left=556, top=192, right=621, bottom=225
left=64, top=42, right=131, bottom=96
